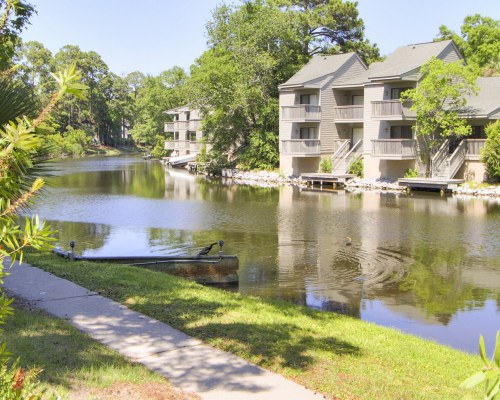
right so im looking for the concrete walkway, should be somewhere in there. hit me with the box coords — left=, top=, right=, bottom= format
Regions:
left=3, top=263, right=325, bottom=400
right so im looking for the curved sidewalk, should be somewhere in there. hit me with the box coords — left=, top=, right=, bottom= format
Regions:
left=3, top=263, right=325, bottom=400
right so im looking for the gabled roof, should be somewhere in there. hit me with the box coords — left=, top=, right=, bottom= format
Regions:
left=279, top=53, right=357, bottom=88
left=165, top=105, right=191, bottom=115
left=368, top=40, right=460, bottom=80
left=464, top=77, right=500, bottom=118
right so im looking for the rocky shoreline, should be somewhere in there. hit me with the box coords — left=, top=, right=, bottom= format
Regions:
left=221, top=169, right=499, bottom=197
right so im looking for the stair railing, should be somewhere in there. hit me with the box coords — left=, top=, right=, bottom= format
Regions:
left=431, top=139, right=449, bottom=178
left=447, top=140, right=467, bottom=179
left=331, top=140, right=350, bottom=173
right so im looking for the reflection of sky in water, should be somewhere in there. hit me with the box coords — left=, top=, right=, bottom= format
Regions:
left=31, top=156, right=500, bottom=352
left=361, top=299, right=499, bottom=355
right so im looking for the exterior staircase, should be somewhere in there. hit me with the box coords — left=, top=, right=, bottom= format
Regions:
left=331, top=140, right=363, bottom=175
left=431, top=139, right=467, bottom=179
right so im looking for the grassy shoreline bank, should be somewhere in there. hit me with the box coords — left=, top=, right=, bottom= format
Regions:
left=0, top=299, right=198, bottom=399
left=23, top=252, right=482, bottom=399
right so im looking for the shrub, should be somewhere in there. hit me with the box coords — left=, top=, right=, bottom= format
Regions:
left=347, top=157, right=363, bottom=177
left=319, top=157, right=332, bottom=173
left=404, top=168, right=419, bottom=178
left=461, top=331, right=500, bottom=398
left=481, top=120, right=500, bottom=182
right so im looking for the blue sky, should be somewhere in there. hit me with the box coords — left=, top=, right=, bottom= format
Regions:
left=20, top=0, right=499, bottom=77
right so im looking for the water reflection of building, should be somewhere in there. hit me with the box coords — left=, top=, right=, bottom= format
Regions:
left=276, top=187, right=500, bottom=326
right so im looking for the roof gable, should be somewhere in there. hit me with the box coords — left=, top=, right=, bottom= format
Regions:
left=279, top=53, right=357, bottom=88
left=368, top=40, right=462, bottom=80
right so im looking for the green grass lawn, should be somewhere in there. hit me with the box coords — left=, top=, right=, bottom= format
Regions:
left=0, top=299, right=198, bottom=399
left=24, top=252, right=483, bottom=400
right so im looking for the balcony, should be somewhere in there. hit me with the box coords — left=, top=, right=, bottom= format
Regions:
left=188, top=119, right=202, bottom=131
left=333, top=105, right=364, bottom=122
left=281, top=139, right=321, bottom=156
left=282, top=105, right=321, bottom=121
left=174, top=121, right=189, bottom=130
left=164, top=140, right=190, bottom=150
left=371, top=139, right=417, bottom=159
left=465, top=139, right=486, bottom=160
left=164, top=122, right=174, bottom=132
left=371, top=100, right=416, bottom=120
left=189, top=141, right=212, bottom=152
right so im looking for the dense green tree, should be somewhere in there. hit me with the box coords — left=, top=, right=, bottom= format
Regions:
left=130, top=67, right=187, bottom=147
left=401, top=58, right=478, bottom=176
left=437, top=14, right=500, bottom=76
left=481, top=120, right=500, bottom=182
left=269, top=0, right=380, bottom=64
left=14, top=40, right=53, bottom=94
left=190, top=2, right=304, bottom=169
left=0, top=0, right=35, bottom=70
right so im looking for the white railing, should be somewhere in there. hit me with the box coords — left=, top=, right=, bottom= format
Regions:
left=164, top=122, right=174, bottom=131
left=282, top=105, right=321, bottom=120
left=371, top=100, right=416, bottom=118
left=345, top=140, right=364, bottom=172
left=431, top=139, right=449, bottom=178
left=333, top=105, right=363, bottom=120
left=165, top=140, right=176, bottom=149
left=448, top=140, right=467, bottom=179
left=465, top=139, right=486, bottom=160
left=331, top=140, right=351, bottom=173
left=174, top=121, right=189, bottom=130
left=281, top=139, right=320, bottom=155
left=189, top=141, right=204, bottom=152
left=371, top=139, right=416, bottom=158
left=188, top=119, right=202, bottom=131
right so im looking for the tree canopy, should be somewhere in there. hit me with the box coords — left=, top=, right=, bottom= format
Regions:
left=437, top=14, right=500, bottom=76
left=401, top=58, right=478, bottom=176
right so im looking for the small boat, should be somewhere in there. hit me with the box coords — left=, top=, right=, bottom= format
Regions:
left=53, top=242, right=239, bottom=285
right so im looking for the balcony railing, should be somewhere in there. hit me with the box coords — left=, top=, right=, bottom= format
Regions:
left=371, top=139, right=417, bottom=159
left=174, top=121, right=189, bottom=130
left=465, top=139, right=486, bottom=160
left=164, top=122, right=174, bottom=132
left=281, top=139, right=320, bottom=156
left=188, top=119, right=202, bottom=131
left=333, top=105, right=364, bottom=121
left=165, top=140, right=176, bottom=149
left=371, top=100, right=416, bottom=119
left=282, top=105, right=321, bottom=121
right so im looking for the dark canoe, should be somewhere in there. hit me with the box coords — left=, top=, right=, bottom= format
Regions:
left=53, top=249, right=239, bottom=285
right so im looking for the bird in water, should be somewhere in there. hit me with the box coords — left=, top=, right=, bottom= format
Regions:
left=198, top=242, right=218, bottom=256
left=345, top=237, right=352, bottom=246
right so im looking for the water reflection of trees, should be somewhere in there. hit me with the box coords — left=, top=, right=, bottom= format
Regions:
left=55, top=161, right=166, bottom=199
left=49, top=220, right=111, bottom=254
left=399, top=245, right=495, bottom=324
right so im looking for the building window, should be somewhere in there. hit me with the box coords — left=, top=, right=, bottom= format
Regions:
left=390, top=126, right=413, bottom=139
left=300, top=94, right=311, bottom=104
left=174, top=132, right=179, bottom=140
left=300, top=127, right=317, bottom=139
left=470, top=126, right=486, bottom=139
left=186, top=111, right=190, bottom=121
left=391, top=87, right=412, bottom=99
left=188, top=131, right=197, bottom=141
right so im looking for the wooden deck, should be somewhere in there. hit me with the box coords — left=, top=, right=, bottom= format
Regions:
left=301, top=173, right=357, bottom=187
left=398, top=178, right=464, bottom=193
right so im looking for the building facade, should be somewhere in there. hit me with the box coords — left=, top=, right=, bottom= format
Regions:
left=279, top=40, right=499, bottom=180
left=164, top=106, right=208, bottom=157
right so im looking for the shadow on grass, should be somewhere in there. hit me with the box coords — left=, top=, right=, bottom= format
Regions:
left=133, top=294, right=361, bottom=371
left=1, top=304, right=163, bottom=390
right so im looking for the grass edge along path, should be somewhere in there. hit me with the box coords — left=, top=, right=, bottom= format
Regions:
left=25, top=252, right=483, bottom=400
left=0, top=299, right=199, bottom=400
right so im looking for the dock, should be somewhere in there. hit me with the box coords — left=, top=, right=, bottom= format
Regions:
left=398, top=178, right=464, bottom=194
left=301, top=173, right=356, bottom=188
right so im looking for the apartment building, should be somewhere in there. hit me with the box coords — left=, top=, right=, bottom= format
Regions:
left=279, top=40, right=499, bottom=180
left=164, top=105, right=206, bottom=157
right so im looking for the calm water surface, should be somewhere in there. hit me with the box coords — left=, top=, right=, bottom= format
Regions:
left=33, top=156, right=500, bottom=353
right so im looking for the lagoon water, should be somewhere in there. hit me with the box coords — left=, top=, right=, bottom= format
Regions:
left=33, top=156, right=500, bottom=353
